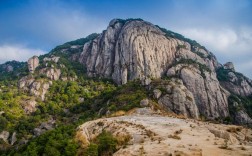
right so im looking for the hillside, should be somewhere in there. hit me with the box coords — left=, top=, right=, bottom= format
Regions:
left=0, top=18, right=252, bottom=155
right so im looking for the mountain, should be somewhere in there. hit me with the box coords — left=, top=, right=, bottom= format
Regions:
left=0, top=18, right=252, bottom=155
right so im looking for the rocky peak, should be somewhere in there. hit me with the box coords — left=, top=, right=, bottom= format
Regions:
left=28, top=56, right=39, bottom=73
left=224, top=62, right=235, bottom=71
left=72, top=18, right=232, bottom=120
left=75, top=19, right=179, bottom=85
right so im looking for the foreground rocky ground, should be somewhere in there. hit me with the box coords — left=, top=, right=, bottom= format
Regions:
left=77, top=108, right=252, bottom=156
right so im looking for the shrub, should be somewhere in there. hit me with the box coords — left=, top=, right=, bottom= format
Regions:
left=96, top=131, right=117, bottom=156
left=85, top=143, right=98, bottom=156
left=168, top=134, right=181, bottom=140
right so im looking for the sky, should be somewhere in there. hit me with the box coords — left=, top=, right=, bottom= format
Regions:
left=0, top=0, right=252, bottom=78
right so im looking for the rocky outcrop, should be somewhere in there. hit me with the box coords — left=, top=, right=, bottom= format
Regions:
left=151, top=78, right=199, bottom=119
left=180, top=68, right=229, bottom=118
left=74, top=19, right=186, bottom=85
left=233, top=110, right=252, bottom=125
left=43, top=56, right=60, bottom=63
left=21, top=99, right=37, bottom=114
left=33, top=119, right=56, bottom=136
left=18, top=76, right=35, bottom=91
left=217, top=62, right=252, bottom=97
left=28, top=56, right=39, bottom=73
left=224, top=62, right=235, bottom=71
left=29, top=80, right=50, bottom=101
left=165, top=63, right=230, bottom=119
left=39, top=68, right=61, bottom=80
left=18, top=76, right=51, bottom=101
left=18, top=55, right=63, bottom=100
left=220, top=71, right=252, bottom=97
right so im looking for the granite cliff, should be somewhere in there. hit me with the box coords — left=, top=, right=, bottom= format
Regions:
left=70, top=19, right=248, bottom=121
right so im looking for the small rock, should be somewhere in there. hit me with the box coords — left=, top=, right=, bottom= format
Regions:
left=0, top=111, right=4, bottom=115
left=0, top=131, right=10, bottom=143
left=140, top=99, right=149, bottom=107
left=33, top=128, right=43, bottom=136
left=153, top=89, right=162, bottom=99
left=79, top=97, right=84, bottom=103
left=167, top=67, right=176, bottom=77
left=11, top=132, right=17, bottom=145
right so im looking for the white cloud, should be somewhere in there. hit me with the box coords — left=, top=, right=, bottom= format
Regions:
left=17, top=4, right=106, bottom=45
left=236, top=59, right=252, bottom=78
left=175, top=27, right=252, bottom=78
left=177, top=27, right=252, bottom=54
left=0, top=44, right=46, bottom=64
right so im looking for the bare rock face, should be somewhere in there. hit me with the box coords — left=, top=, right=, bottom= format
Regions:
left=180, top=68, right=229, bottom=118
left=151, top=78, right=199, bottom=119
left=234, top=110, right=252, bottom=125
left=74, top=19, right=181, bottom=85
left=28, top=56, right=39, bottom=73
left=166, top=63, right=229, bottom=119
left=18, top=76, right=51, bottom=101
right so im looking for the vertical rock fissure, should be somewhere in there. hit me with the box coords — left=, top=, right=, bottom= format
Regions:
left=203, top=78, right=212, bottom=117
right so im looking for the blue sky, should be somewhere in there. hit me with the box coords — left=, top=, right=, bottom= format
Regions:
left=0, top=0, right=252, bottom=78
